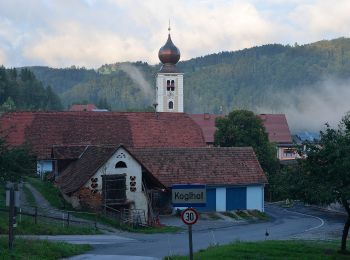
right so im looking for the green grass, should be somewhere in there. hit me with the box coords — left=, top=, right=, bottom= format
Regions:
left=0, top=211, right=100, bottom=235
left=206, top=212, right=222, bottom=220
left=0, top=237, right=91, bottom=260
left=222, top=211, right=239, bottom=220
left=235, top=210, right=250, bottom=219
left=26, top=177, right=68, bottom=209
left=167, top=240, right=350, bottom=260
left=122, top=224, right=182, bottom=234
left=249, top=209, right=269, bottom=220
left=23, top=184, right=36, bottom=206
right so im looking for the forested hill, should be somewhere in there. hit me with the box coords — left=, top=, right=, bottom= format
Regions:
left=0, top=67, right=62, bottom=112
left=27, top=37, right=350, bottom=113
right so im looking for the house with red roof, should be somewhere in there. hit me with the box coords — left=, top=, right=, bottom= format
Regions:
left=55, top=145, right=267, bottom=220
left=0, top=111, right=206, bottom=176
left=190, top=113, right=297, bottom=161
left=0, top=111, right=267, bottom=216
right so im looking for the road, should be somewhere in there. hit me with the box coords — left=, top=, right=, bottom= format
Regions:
left=32, top=203, right=347, bottom=259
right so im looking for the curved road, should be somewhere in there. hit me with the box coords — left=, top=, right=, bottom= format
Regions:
left=38, top=203, right=346, bottom=259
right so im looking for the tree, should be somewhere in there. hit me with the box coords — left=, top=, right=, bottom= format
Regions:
left=295, top=114, right=350, bottom=252
left=214, top=109, right=278, bottom=175
left=0, top=138, right=36, bottom=184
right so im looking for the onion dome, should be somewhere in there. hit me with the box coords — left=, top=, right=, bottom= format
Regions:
left=158, top=28, right=181, bottom=73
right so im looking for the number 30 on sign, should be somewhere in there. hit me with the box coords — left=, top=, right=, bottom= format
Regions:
left=181, top=208, right=199, bottom=225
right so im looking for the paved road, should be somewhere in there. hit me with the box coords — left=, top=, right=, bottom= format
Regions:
left=35, top=203, right=348, bottom=259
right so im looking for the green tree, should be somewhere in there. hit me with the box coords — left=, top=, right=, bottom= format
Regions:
left=295, top=114, right=350, bottom=252
left=214, top=110, right=278, bottom=175
left=0, top=97, right=16, bottom=112
left=0, top=139, right=36, bottom=184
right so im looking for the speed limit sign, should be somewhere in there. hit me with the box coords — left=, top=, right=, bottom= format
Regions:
left=181, top=208, right=199, bottom=225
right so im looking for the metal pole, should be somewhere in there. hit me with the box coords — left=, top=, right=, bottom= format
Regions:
left=8, top=187, right=14, bottom=250
left=188, top=225, right=193, bottom=260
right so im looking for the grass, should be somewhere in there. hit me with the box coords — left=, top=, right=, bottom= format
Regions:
left=167, top=240, right=350, bottom=260
left=235, top=210, right=250, bottom=219
left=222, top=211, right=239, bottom=220
left=122, top=224, right=182, bottom=234
left=26, top=177, right=68, bottom=209
left=0, top=237, right=91, bottom=260
left=249, top=209, right=269, bottom=220
left=23, top=184, right=36, bottom=206
left=0, top=211, right=100, bottom=235
left=206, top=212, right=222, bottom=220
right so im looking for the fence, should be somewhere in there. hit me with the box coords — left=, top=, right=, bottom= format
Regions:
left=0, top=204, right=98, bottom=229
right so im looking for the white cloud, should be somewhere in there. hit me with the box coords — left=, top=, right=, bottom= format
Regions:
left=0, top=0, right=349, bottom=67
left=0, top=48, right=7, bottom=65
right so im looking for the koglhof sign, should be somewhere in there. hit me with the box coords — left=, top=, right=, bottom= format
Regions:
left=172, top=184, right=206, bottom=207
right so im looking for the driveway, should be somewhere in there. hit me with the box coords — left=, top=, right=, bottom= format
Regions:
left=40, top=203, right=348, bottom=259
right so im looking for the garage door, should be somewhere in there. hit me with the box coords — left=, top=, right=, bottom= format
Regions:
left=226, top=187, right=246, bottom=210
left=196, top=188, right=216, bottom=212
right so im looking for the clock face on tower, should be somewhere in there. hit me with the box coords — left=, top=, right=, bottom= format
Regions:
left=167, top=91, right=174, bottom=98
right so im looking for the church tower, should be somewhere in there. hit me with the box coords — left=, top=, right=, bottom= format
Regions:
left=156, top=26, right=183, bottom=112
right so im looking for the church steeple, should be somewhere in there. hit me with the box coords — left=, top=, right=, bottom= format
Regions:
left=158, top=24, right=181, bottom=73
left=156, top=25, right=184, bottom=113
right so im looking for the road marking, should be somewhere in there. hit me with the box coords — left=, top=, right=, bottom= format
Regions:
left=284, top=209, right=325, bottom=232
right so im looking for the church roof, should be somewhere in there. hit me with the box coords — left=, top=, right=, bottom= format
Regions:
left=158, top=33, right=180, bottom=73
left=0, top=111, right=206, bottom=159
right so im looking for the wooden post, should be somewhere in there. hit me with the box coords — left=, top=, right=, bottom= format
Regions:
left=8, top=187, right=15, bottom=250
left=34, top=207, right=37, bottom=224
left=67, top=212, right=70, bottom=227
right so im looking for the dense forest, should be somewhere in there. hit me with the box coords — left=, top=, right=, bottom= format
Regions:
left=0, top=67, right=62, bottom=112
left=26, top=37, right=350, bottom=113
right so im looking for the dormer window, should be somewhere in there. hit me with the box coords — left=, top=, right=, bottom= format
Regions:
left=115, top=161, right=127, bottom=168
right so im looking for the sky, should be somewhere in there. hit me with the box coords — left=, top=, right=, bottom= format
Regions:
left=0, top=0, right=350, bottom=68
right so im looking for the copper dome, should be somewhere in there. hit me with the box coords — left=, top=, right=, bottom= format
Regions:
left=158, top=34, right=180, bottom=65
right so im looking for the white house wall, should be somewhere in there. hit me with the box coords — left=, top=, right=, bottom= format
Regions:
left=83, top=147, right=148, bottom=217
left=215, top=187, right=226, bottom=211
left=246, top=185, right=264, bottom=212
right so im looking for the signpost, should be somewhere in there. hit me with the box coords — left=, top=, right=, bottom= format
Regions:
left=172, top=184, right=206, bottom=260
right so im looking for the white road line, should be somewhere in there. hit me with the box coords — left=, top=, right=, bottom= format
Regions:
left=284, top=209, right=325, bottom=232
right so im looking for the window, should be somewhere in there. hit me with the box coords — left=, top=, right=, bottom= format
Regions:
left=115, top=161, right=127, bottom=168
left=168, top=101, right=174, bottom=110
left=167, top=79, right=175, bottom=91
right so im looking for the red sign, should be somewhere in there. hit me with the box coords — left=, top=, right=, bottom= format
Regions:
left=181, top=208, right=199, bottom=225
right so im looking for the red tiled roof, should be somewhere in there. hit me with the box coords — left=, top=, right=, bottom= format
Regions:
left=69, top=104, right=97, bottom=111
left=56, top=145, right=267, bottom=194
left=56, top=145, right=117, bottom=194
left=52, top=145, right=88, bottom=160
left=0, top=112, right=206, bottom=159
left=258, top=114, right=292, bottom=144
left=131, top=147, right=267, bottom=187
left=190, top=113, right=292, bottom=144
left=189, top=114, right=222, bottom=143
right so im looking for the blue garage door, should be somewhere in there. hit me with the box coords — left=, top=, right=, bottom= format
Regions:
left=226, top=187, right=247, bottom=210
left=196, top=188, right=216, bottom=212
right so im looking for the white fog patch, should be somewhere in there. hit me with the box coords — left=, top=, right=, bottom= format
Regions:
left=119, top=63, right=153, bottom=100
left=257, top=78, right=350, bottom=132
